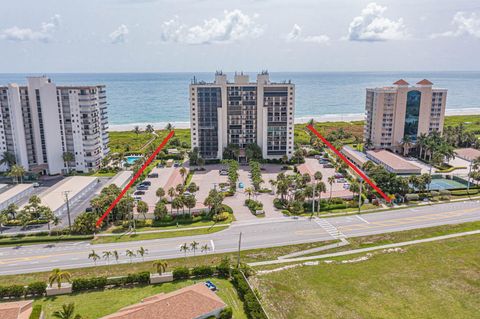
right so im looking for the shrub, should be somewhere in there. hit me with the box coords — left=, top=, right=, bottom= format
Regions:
left=191, top=265, right=214, bottom=277
left=430, top=191, right=440, bottom=197
left=72, top=277, right=107, bottom=292
left=0, top=285, right=25, bottom=299
left=26, top=282, right=46, bottom=297
left=273, top=198, right=286, bottom=209
left=213, top=212, right=230, bottom=222
left=173, top=267, right=190, bottom=280
left=219, top=307, right=233, bottom=319
left=231, top=270, right=267, bottom=319
left=126, top=272, right=150, bottom=285
left=216, top=257, right=231, bottom=278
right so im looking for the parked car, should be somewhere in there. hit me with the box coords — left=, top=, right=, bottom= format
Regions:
left=157, top=163, right=164, bottom=168
left=134, top=190, right=145, bottom=195
left=334, top=173, right=344, bottom=178
left=137, top=185, right=149, bottom=190
left=32, top=182, right=41, bottom=188
left=133, top=195, right=142, bottom=201
left=148, top=173, right=159, bottom=178
left=238, top=182, right=244, bottom=189
left=343, top=183, right=350, bottom=189
left=85, top=207, right=93, bottom=212
left=141, top=181, right=152, bottom=186
left=323, top=163, right=334, bottom=168
left=219, top=169, right=228, bottom=176
left=337, top=178, right=347, bottom=183
left=205, top=281, right=217, bottom=291
left=173, top=163, right=180, bottom=168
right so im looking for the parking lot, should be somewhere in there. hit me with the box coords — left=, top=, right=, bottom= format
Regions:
left=298, top=158, right=353, bottom=199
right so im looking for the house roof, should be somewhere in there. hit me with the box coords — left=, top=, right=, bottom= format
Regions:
left=0, top=300, right=33, bottom=319
left=455, top=148, right=480, bottom=161
left=393, top=79, right=409, bottom=86
left=366, top=150, right=422, bottom=174
left=416, top=79, right=433, bottom=85
left=100, top=283, right=226, bottom=319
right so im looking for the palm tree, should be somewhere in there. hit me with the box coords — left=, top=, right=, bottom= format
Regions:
left=62, top=152, right=75, bottom=174
left=269, top=179, right=277, bottom=195
left=201, top=244, right=211, bottom=255
left=88, top=250, right=100, bottom=265
left=152, top=260, right=168, bottom=275
left=112, top=250, right=120, bottom=264
left=8, top=165, right=25, bottom=184
left=52, top=303, right=82, bottom=319
left=49, top=268, right=72, bottom=288
left=244, top=187, right=254, bottom=200
left=327, top=176, right=335, bottom=200
left=184, top=195, right=196, bottom=215
left=133, top=126, right=141, bottom=135
left=125, top=249, right=136, bottom=263
left=180, top=243, right=189, bottom=259
left=197, top=157, right=205, bottom=169
left=179, top=167, right=187, bottom=183
left=145, top=124, right=154, bottom=134
left=400, top=135, right=413, bottom=157
left=190, top=241, right=199, bottom=256
left=0, top=151, right=16, bottom=168
left=102, top=251, right=113, bottom=265
left=316, top=181, right=326, bottom=215
left=137, top=247, right=148, bottom=261
left=156, top=187, right=165, bottom=199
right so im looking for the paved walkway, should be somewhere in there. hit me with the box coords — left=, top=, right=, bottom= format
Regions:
left=248, top=229, right=480, bottom=267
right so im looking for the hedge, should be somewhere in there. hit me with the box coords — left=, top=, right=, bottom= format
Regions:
left=72, top=277, right=108, bottom=292
left=0, top=285, right=25, bottom=299
left=231, top=270, right=267, bottom=319
left=0, top=234, right=94, bottom=246
left=173, top=267, right=190, bottom=280
left=219, top=307, right=233, bottom=319
left=25, top=282, right=46, bottom=297
left=191, top=265, right=214, bottom=278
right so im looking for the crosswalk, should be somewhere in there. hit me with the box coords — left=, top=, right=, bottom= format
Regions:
left=314, top=218, right=346, bottom=239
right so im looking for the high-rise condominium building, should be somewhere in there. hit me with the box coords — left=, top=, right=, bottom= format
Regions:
left=190, top=71, right=295, bottom=161
left=0, top=76, right=109, bottom=174
left=364, top=79, right=447, bottom=153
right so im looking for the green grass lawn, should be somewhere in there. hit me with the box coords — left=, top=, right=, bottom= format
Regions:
left=35, top=277, right=246, bottom=319
left=92, top=225, right=229, bottom=244
left=444, top=114, right=480, bottom=137
left=108, top=131, right=157, bottom=153
left=252, top=234, right=480, bottom=319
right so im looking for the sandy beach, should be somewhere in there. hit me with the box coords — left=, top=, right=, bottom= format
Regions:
left=108, top=107, right=480, bottom=132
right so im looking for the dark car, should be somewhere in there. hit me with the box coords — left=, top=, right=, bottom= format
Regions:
left=137, top=185, right=149, bottom=190
left=134, top=190, right=145, bottom=195
left=148, top=173, right=159, bottom=178
left=85, top=207, right=93, bottom=212
left=141, top=181, right=152, bottom=186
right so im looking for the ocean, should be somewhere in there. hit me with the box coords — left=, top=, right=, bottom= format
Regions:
left=0, top=72, right=479, bottom=128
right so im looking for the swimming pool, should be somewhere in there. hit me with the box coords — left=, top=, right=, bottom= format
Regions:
left=428, top=177, right=468, bottom=190
left=125, top=156, right=143, bottom=165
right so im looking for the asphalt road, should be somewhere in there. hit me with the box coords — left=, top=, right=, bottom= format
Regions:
left=0, top=200, right=479, bottom=275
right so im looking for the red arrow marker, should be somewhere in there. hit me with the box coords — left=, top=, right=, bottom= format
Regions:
left=306, top=124, right=391, bottom=203
left=96, top=130, right=175, bottom=227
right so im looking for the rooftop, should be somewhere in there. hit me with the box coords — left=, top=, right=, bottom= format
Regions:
left=454, top=148, right=480, bottom=161
left=0, top=300, right=33, bottom=319
left=366, top=150, right=421, bottom=173
left=0, top=184, right=33, bottom=205
left=341, top=146, right=368, bottom=166
left=100, top=283, right=226, bottom=319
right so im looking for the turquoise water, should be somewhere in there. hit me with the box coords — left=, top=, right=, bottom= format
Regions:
left=125, top=156, right=142, bottom=165
left=0, top=72, right=479, bottom=125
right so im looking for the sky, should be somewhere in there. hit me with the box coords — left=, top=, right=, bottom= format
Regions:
left=0, top=0, right=479, bottom=72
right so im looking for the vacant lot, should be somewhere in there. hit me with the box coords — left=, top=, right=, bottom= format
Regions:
left=35, top=277, right=246, bottom=319
left=252, top=234, right=480, bottom=319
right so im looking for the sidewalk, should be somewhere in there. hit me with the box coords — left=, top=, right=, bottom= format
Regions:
left=248, top=229, right=480, bottom=267
left=96, top=223, right=230, bottom=237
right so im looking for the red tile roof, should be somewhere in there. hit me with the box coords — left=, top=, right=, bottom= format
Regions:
left=393, top=79, right=409, bottom=86
left=100, top=283, right=226, bottom=319
left=416, top=79, right=433, bottom=85
left=0, top=300, right=33, bottom=319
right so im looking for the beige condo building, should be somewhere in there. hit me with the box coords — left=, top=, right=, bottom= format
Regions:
left=364, top=79, right=447, bottom=153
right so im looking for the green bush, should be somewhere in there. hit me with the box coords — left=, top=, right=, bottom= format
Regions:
left=219, top=307, right=233, bottom=319
left=0, top=284, right=25, bottom=299
left=273, top=198, right=286, bottom=209
left=25, top=282, right=46, bottom=297
left=72, top=277, right=107, bottom=292
left=216, top=257, right=231, bottom=278
left=213, top=212, right=230, bottom=222
left=231, top=270, right=267, bottom=319
left=29, top=305, right=43, bottom=319
left=191, top=265, right=214, bottom=277
left=245, top=199, right=263, bottom=214
left=173, top=267, right=190, bottom=280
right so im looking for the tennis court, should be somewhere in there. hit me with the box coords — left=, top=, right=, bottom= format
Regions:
left=428, top=177, right=468, bottom=190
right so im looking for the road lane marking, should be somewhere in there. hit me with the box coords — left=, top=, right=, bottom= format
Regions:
left=355, top=215, right=370, bottom=224
left=210, top=240, right=215, bottom=252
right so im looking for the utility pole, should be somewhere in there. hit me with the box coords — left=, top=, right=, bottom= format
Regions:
left=358, top=178, right=363, bottom=213
left=237, top=232, right=242, bottom=267
left=312, top=182, right=316, bottom=217
left=63, top=191, right=72, bottom=231
left=467, top=161, right=473, bottom=198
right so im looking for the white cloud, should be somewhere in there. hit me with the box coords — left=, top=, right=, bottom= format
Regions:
left=286, top=24, right=330, bottom=44
left=160, top=10, right=263, bottom=44
left=0, top=14, right=61, bottom=42
left=347, top=3, right=407, bottom=42
left=110, top=24, right=129, bottom=44
left=431, top=12, right=480, bottom=39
